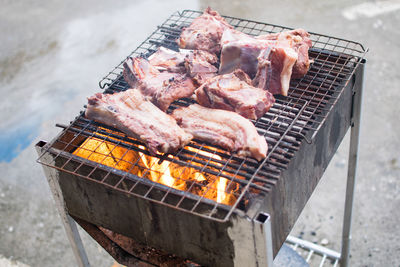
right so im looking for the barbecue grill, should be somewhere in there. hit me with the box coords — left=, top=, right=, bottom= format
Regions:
left=36, top=10, right=366, bottom=267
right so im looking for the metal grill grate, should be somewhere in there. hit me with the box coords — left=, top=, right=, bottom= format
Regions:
left=98, top=9, right=366, bottom=139
left=37, top=10, right=366, bottom=222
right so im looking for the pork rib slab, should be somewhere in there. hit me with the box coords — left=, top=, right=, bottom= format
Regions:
left=85, top=89, right=193, bottom=155
left=172, top=104, right=268, bottom=161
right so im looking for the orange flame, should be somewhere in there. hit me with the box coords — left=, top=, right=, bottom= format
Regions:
left=73, top=137, right=237, bottom=205
left=138, top=146, right=185, bottom=190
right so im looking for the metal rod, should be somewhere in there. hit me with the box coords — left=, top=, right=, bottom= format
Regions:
left=340, top=61, right=365, bottom=267
left=319, top=254, right=327, bottom=267
left=305, top=250, right=314, bottom=262
left=333, top=259, right=339, bottom=267
left=286, top=236, right=341, bottom=260
left=35, top=141, right=90, bottom=267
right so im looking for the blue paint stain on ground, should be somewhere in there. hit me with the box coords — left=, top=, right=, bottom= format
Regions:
left=0, top=86, right=76, bottom=163
left=0, top=121, right=38, bottom=162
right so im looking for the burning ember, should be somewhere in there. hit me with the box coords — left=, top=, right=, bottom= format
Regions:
left=73, top=136, right=239, bottom=205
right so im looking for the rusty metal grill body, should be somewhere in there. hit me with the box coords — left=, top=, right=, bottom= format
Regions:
left=36, top=10, right=366, bottom=266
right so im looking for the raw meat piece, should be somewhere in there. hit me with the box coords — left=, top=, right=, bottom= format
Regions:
left=219, top=29, right=272, bottom=77
left=177, top=7, right=233, bottom=54
left=184, top=50, right=218, bottom=84
left=149, top=47, right=218, bottom=72
left=195, top=69, right=275, bottom=120
left=253, top=46, right=298, bottom=96
left=123, top=57, right=196, bottom=111
left=148, top=46, right=190, bottom=73
left=123, top=56, right=166, bottom=89
left=219, top=28, right=299, bottom=96
left=147, top=47, right=218, bottom=84
left=85, top=89, right=193, bottom=155
left=172, top=104, right=268, bottom=161
left=257, top=29, right=312, bottom=78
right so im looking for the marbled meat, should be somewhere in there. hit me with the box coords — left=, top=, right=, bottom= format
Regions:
left=184, top=49, right=219, bottom=84
left=195, top=69, right=275, bottom=120
left=172, top=104, right=268, bottom=161
left=257, top=29, right=312, bottom=78
left=219, top=28, right=270, bottom=77
left=253, top=45, right=298, bottom=96
left=123, top=57, right=196, bottom=111
left=148, top=47, right=218, bottom=73
left=148, top=47, right=218, bottom=85
left=177, top=7, right=233, bottom=54
left=219, top=28, right=311, bottom=96
left=85, top=89, right=193, bottom=155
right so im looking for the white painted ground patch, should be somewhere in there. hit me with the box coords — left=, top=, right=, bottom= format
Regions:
left=0, top=255, right=30, bottom=267
left=342, top=0, right=400, bottom=20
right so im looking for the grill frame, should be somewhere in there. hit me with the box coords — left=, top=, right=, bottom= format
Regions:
left=35, top=9, right=367, bottom=266
left=37, top=9, right=366, bottom=223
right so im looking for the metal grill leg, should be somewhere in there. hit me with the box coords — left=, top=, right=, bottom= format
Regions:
left=253, top=212, right=274, bottom=267
left=62, top=214, right=91, bottom=267
left=36, top=143, right=90, bottom=267
left=340, top=61, right=365, bottom=267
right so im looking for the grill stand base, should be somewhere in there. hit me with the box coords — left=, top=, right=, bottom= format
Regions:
left=36, top=141, right=90, bottom=267
left=36, top=61, right=365, bottom=267
left=340, top=59, right=365, bottom=267
left=73, top=216, right=198, bottom=266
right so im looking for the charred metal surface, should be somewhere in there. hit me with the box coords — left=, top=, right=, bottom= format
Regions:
left=74, top=217, right=153, bottom=267
left=49, top=153, right=236, bottom=266
left=74, top=216, right=197, bottom=267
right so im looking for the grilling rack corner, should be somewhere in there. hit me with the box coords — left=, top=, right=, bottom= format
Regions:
left=36, top=9, right=366, bottom=267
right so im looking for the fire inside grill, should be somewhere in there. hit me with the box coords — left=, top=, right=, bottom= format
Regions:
left=45, top=94, right=308, bottom=222
left=73, top=134, right=240, bottom=206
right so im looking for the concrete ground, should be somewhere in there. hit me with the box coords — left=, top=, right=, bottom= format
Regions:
left=0, top=0, right=399, bottom=266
